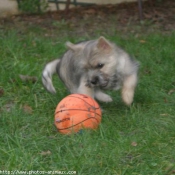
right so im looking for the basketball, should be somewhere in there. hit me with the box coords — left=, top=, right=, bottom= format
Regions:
left=54, top=94, right=102, bottom=134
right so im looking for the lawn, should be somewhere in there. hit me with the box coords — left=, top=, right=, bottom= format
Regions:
left=0, top=19, right=175, bottom=174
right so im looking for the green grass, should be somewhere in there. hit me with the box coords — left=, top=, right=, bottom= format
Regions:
left=0, top=26, right=175, bottom=175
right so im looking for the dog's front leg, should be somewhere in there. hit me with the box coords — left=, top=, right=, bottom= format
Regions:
left=76, top=77, right=95, bottom=98
left=95, top=89, right=113, bottom=102
left=121, top=73, right=137, bottom=106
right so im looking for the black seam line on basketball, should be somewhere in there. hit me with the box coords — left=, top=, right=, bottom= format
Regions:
left=68, top=95, right=98, bottom=109
left=57, top=117, right=100, bottom=130
left=68, top=95, right=98, bottom=117
left=55, top=108, right=101, bottom=117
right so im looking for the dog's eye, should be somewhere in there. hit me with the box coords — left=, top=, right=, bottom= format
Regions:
left=96, top=63, right=104, bottom=69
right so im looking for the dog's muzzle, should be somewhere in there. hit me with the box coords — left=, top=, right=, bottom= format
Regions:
left=86, top=75, right=109, bottom=88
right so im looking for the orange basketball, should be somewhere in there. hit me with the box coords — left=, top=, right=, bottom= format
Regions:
left=54, top=94, right=102, bottom=134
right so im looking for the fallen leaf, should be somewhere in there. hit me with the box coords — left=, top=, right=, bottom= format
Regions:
left=19, top=74, right=38, bottom=83
left=84, top=9, right=96, bottom=14
left=3, top=102, right=15, bottom=112
left=144, top=69, right=151, bottom=75
left=23, top=104, right=33, bottom=114
left=9, top=78, right=16, bottom=83
left=144, top=13, right=152, bottom=19
left=131, top=142, right=138, bottom=147
left=40, top=150, right=51, bottom=156
left=0, top=88, right=4, bottom=97
left=139, top=40, right=146, bottom=43
left=164, top=98, right=168, bottom=103
left=168, top=89, right=175, bottom=95
left=170, top=170, right=175, bottom=174
left=160, top=113, right=169, bottom=116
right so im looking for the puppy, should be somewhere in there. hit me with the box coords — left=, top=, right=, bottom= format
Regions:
left=42, top=36, right=139, bottom=105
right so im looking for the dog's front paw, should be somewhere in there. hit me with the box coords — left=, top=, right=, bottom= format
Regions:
left=95, top=92, right=113, bottom=103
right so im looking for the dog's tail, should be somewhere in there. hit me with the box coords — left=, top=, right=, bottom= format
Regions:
left=42, top=59, right=60, bottom=94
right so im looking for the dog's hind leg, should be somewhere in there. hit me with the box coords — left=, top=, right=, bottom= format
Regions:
left=121, top=73, right=137, bottom=106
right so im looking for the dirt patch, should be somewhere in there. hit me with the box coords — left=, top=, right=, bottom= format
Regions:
left=0, top=0, right=175, bottom=37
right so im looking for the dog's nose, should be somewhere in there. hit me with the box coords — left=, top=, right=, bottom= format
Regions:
left=91, top=76, right=99, bottom=85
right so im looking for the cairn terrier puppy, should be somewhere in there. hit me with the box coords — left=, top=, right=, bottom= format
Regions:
left=42, top=36, right=139, bottom=105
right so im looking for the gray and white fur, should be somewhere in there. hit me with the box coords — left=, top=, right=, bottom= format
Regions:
left=42, top=36, right=139, bottom=105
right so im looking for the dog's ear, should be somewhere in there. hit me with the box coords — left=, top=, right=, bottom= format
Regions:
left=97, top=36, right=112, bottom=54
left=66, top=42, right=83, bottom=52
